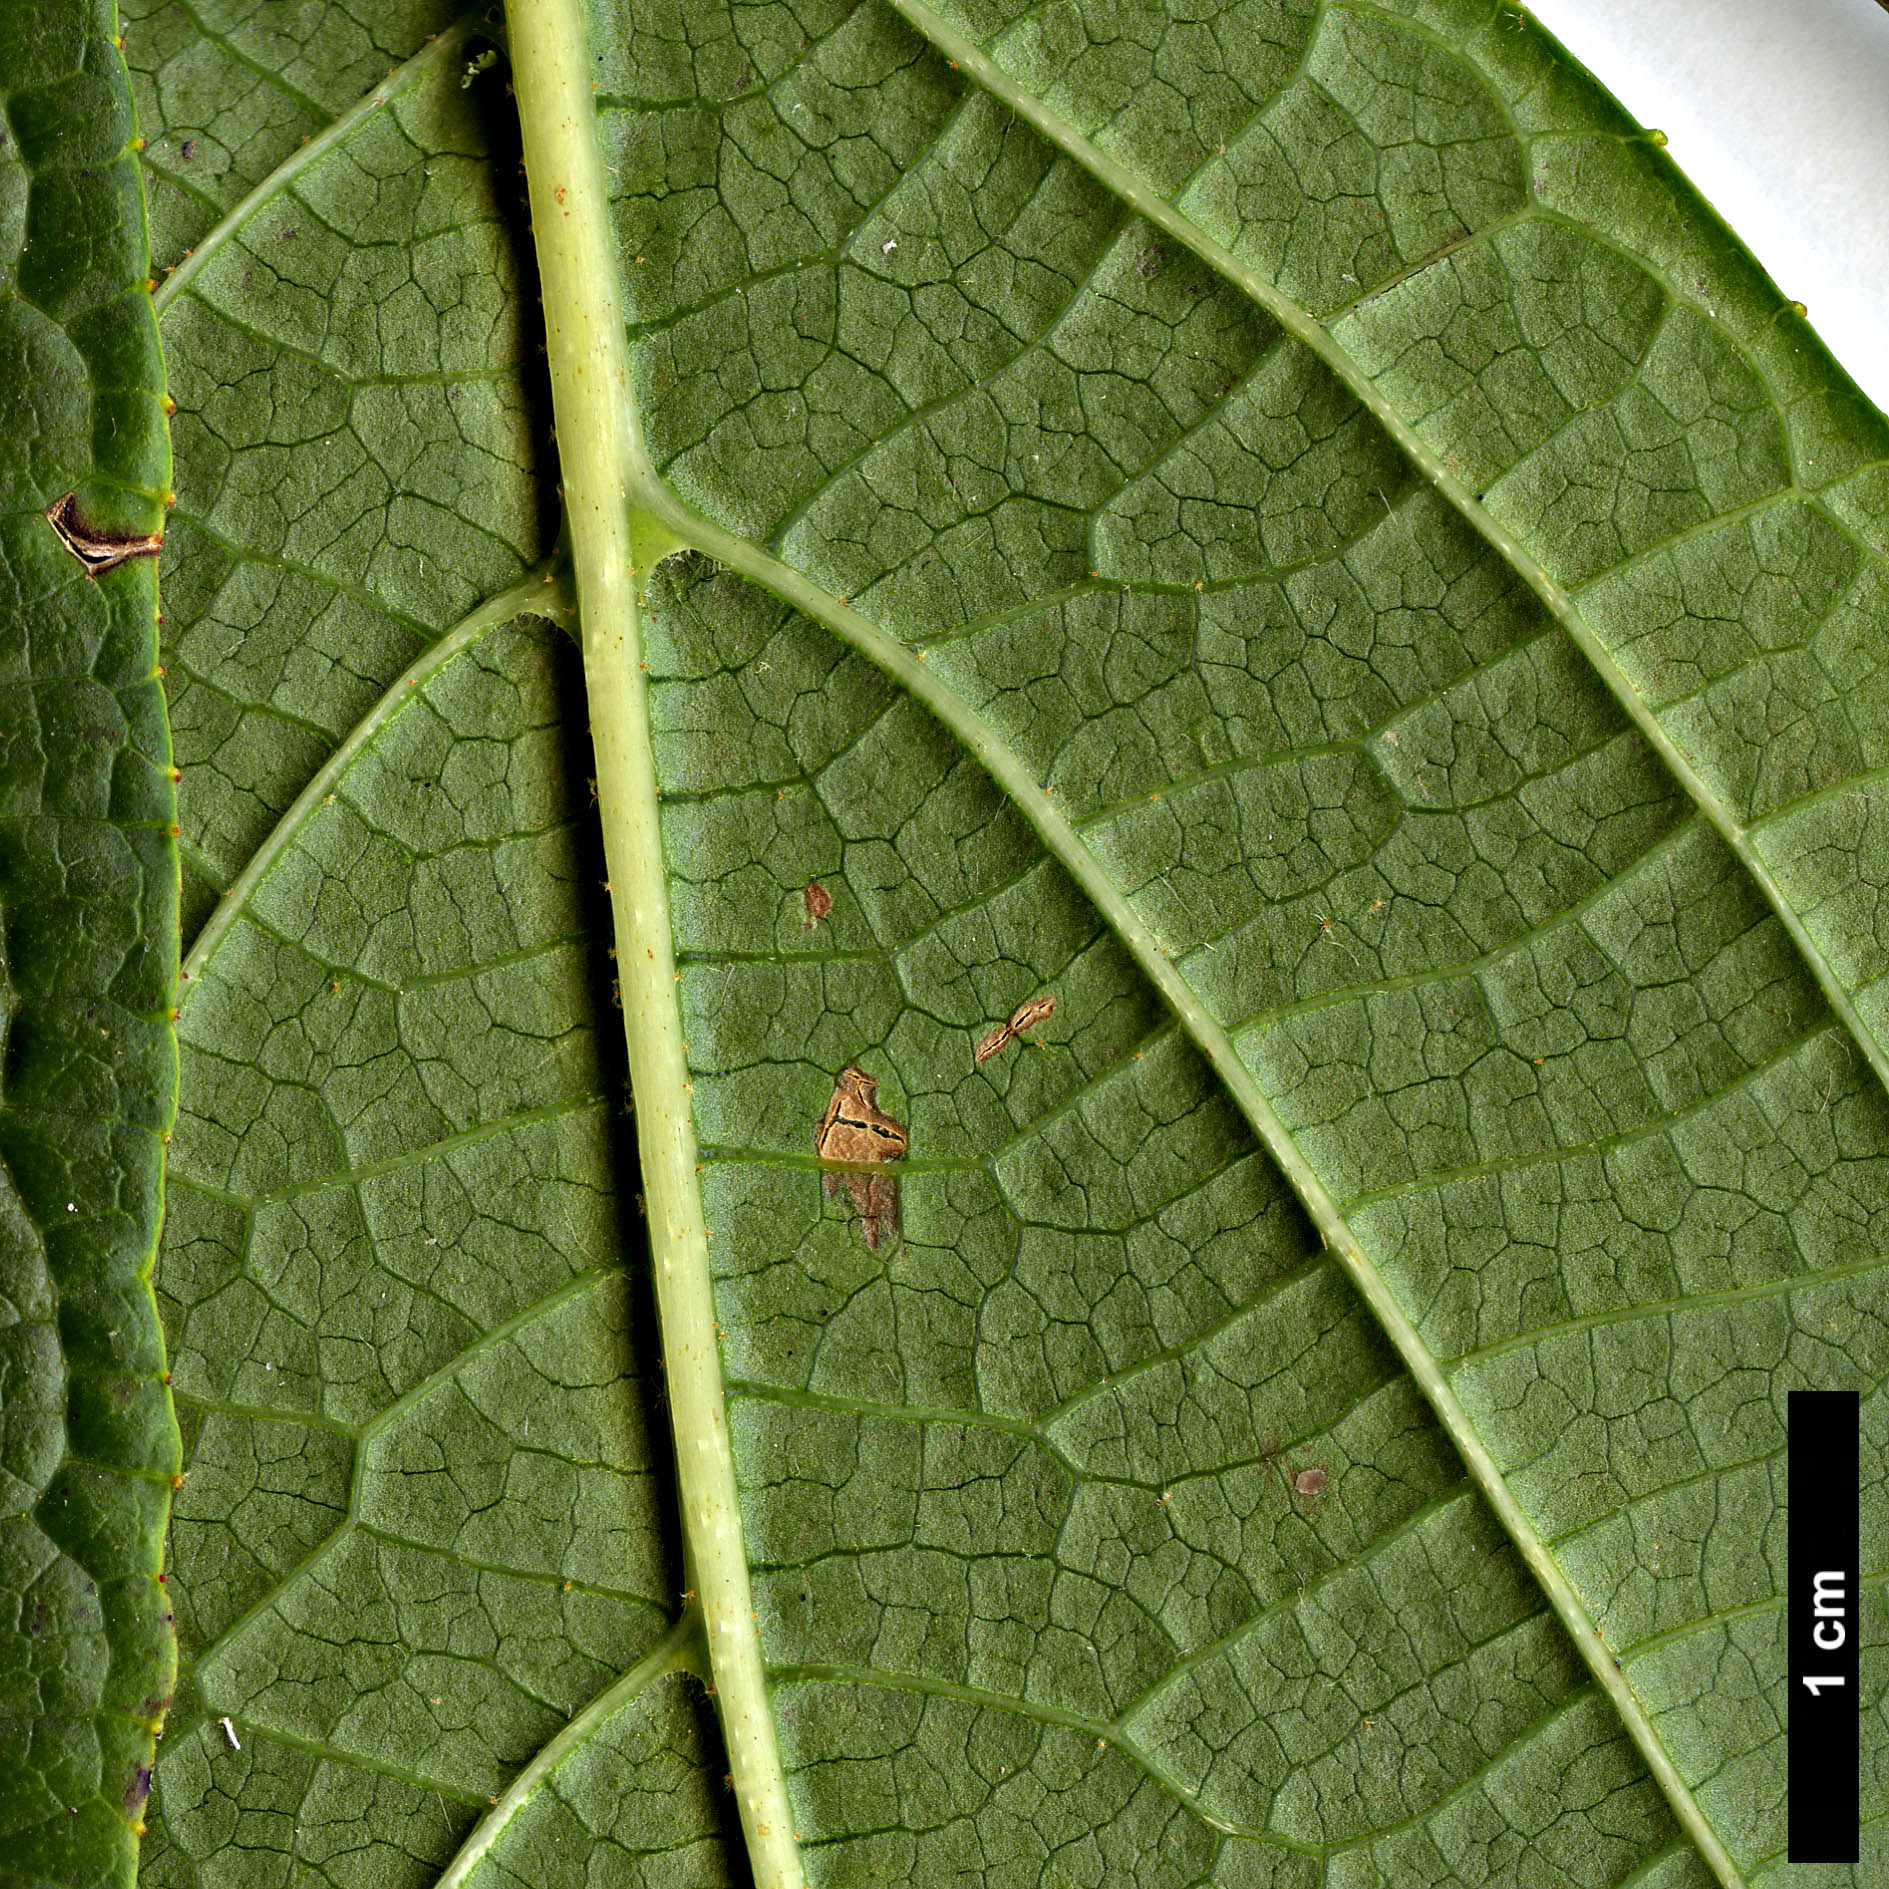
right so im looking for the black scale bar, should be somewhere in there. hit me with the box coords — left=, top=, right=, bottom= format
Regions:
left=1788, top=1388, right=1860, bottom=1865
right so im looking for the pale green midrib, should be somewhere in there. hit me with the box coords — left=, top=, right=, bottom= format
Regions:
left=178, top=563, right=566, bottom=994
left=634, top=486, right=1743, bottom=1888
left=505, top=5, right=803, bottom=1886
left=434, top=1609, right=703, bottom=1889
left=883, top=0, right=1889, bottom=1153
left=151, top=14, right=478, bottom=314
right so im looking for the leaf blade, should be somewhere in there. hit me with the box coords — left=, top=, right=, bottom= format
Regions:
left=131, top=0, right=1889, bottom=1881
left=612, top=0, right=1888, bottom=1875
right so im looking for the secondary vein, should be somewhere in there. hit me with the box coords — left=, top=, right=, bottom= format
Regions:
left=638, top=486, right=1744, bottom=1889
left=882, top=0, right=1889, bottom=1178
left=153, top=15, right=478, bottom=316
left=178, top=563, right=567, bottom=993
left=434, top=1609, right=704, bottom=1889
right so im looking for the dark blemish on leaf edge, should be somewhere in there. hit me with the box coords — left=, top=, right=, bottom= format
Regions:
left=46, top=494, right=163, bottom=576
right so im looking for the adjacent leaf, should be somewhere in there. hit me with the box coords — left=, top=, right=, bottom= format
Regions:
left=125, top=0, right=1887, bottom=1885
left=0, top=5, right=179, bottom=1885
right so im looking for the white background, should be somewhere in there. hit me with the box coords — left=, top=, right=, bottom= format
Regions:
left=1525, top=0, right=1889, bottom=415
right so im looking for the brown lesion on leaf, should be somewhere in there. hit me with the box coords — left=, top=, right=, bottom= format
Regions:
left=814, top=1063, right=907, bottom=1252
left=1256, top=1432, right=1333, bottom=1515
left=46, top=493, right=164, bottom=577
left=1278, top=1453, right=1332, bottom=1516
left=975, top=993, right=1057, bottom=1066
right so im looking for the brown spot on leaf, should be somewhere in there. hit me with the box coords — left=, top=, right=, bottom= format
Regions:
left=975, top=993, right=1057, bottom=1065
left=803, top=880, right=832, bottom=929
left=46, top=494, right=163, bottom=577
left=814, top=1065, right=906, bottom=1251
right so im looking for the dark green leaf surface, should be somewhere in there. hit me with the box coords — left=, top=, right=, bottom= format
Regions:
left=127, top=0, right=1887, bottom=1883
left=0, top=4, right=179, bottom=1885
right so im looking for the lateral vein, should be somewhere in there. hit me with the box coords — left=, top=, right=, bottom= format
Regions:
left=637, top=484, right=1745, bottom=1889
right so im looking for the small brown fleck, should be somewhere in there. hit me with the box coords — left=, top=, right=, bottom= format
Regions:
left=803, top=880, right=832, bottom=929
left=1293, top=1467, right=1328, bottom=1498
left=976, top=992, right=1057, bottom=1065
left=180, top=138, right=196, bottom=160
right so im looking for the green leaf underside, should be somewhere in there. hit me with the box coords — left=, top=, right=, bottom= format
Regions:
left=125, top=0, right=1888, bottom=1887
left=0, top=3, right=180, bottom=1886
